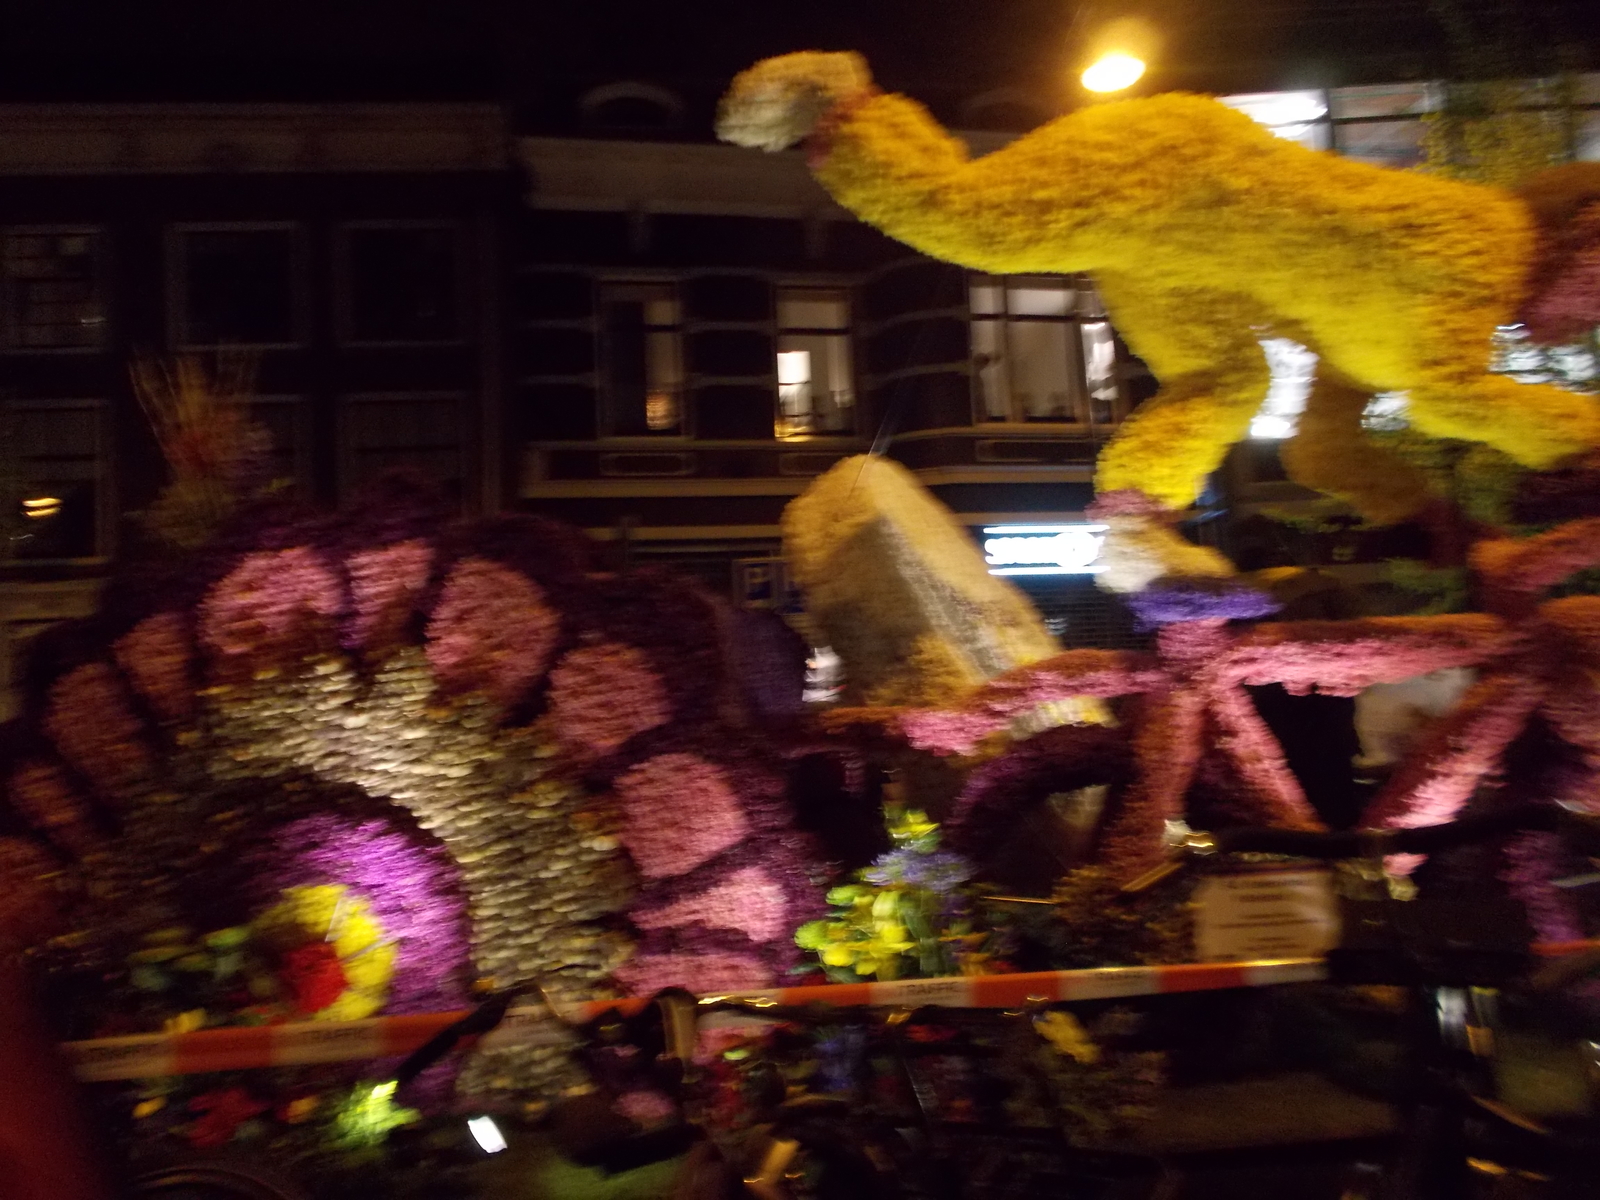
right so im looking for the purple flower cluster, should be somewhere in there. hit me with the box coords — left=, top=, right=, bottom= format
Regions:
left=862, top=848, right=972, bottom=894
left=1123, top=580, right=1281, bottom=632
left=241, top=812, right=471, bottom=1014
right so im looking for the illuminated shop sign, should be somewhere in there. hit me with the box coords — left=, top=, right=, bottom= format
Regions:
left=981, top=524, right=1107, bottom=576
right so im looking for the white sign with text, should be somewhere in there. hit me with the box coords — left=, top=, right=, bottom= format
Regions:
left=1194, top=868, right=1340, bottom=961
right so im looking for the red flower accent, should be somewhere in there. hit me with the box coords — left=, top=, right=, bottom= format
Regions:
left=188, top=1088, right=268, bottom=1148
left=280, top=942, right=348, bottom=1015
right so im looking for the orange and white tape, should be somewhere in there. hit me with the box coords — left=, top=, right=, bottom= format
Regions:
left=63, top=944, right=1600, bottom=1082
left=62, top=957, right=1327, bottom=1081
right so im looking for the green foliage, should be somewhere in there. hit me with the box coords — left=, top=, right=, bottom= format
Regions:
left=1419, top=76, right=1569, bottom=188
left=1044, top=867, right=1195, bottom=969
left=1382, top=559, right=1472, bottom=616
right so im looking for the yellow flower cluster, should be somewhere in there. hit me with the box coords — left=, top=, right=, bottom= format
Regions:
left=253, top=884, right=397, bottom=1021
left=804, top=76, right=1600, bottom=516
left=1278, top=373, right=1433, bottom=525
left=1035, top=1011, right=1100, bottom=1065
left=798, top=886, right=919, bottom=980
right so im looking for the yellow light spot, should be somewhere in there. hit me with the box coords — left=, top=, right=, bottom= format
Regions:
left=21, top=496, right=62, bottom=519
left=163, top=1009, right=207, bottom=1035
left=1081, top=53, right=1146, bottom=94
left=133, top=1097, right=166, bottom=1119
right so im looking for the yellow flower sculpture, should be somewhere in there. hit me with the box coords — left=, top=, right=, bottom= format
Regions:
left=719, top=53, right=1600, bottom=585
left=252, top=884, right=396, bottom=1022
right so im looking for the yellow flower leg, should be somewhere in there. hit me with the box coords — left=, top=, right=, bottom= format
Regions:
left=1407, top=371, right=1600, bottom=471
left=1281, top=370, right=1434, bottom=525
left=1092, top=282, right=1274, bottom=511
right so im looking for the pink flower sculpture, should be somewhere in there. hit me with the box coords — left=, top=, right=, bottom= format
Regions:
left=548, top=641, right=671, bottom=757
left=424, top=557, right=562, bottom=709
left=845, top=509, right=1600, bottom=950
left=43, top=663, right=152, bottom=802
left=1522, top=246, right=1600, bottom=347
left=631, top=865, right=792, bottom=944
left=199, top=547, right=344, bottom=663
left=613, top=950, right=774, bottom=998
left=614, top=754, right=750, bottom=880
left=114, top=612, right=196, bottom=724
left=6, top=761, right=99, bottom=855
left=0, top=503, right=830, bottom=1027
left=345, top=539, right=434, bottom=653
left=0, top=836, right=60, bottom=947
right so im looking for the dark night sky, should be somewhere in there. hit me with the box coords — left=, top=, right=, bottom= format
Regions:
left=1, top=2, right=1597, bottom=117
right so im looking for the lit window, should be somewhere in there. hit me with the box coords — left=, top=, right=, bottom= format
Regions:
left=346, top=226, right=461, bottom=344
left=600, top=282, right=683, bottom=436
left=1, top=400, right=105, bottom=561
left=175, top=226, right=299, bottom=347
left=2, top=230, right=105, bottom=350
left=776, top=287, right=853, bottom=438
left=971, top=275, right=1120, bottom=424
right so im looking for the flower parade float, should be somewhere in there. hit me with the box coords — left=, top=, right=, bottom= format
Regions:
left=717, top=51, right=1600, bottom=608
left=0, top=480, right=835, bottom=1188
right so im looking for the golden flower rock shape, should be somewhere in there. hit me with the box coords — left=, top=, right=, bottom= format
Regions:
left=784, top=455, right=1097, bottom=716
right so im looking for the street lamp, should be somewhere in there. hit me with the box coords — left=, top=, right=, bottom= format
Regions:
left=1077, top=14, right=1158, bottom=97
left=1082, top=51, right=1146, bottom=93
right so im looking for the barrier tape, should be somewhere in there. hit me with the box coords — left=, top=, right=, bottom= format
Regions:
left=62, top=942, right=1600, bottom=1082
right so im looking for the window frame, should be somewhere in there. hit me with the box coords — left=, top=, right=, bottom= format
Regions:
left=336, top=219, right=470, bottom=348
left=168, top=221, right=308, bottom=351
left=969, top=273, right=1124, bottom=428
left=596, top=276, right=688, bottom=440
left=336, top=390, right=468, bottom=506
left=0, top=225, right=110, bottom=356
left=774, top=283, right=858, bottom=440
left=0, top=396, right=112, bottom=564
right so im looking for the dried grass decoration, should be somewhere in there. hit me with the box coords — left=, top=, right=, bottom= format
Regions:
left=132, top=353, right=275, bottom=549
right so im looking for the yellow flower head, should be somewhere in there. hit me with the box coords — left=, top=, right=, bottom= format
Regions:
left=1035, top=1011, right=1100, bottom=1065
left=252, top=884, right=395, bottom=1021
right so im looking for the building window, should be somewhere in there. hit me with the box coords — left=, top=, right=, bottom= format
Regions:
left=971, top=275, right=1121, bottom=425
left=1, top=399, right=106, bottom=561
left=173, top=225, right=300, bottom=348
left=339, top=393, right=463, bottom=501
left=2, top=229, right=105, bottom=351
left=600, top=282, right=684, bottom=436
left=776, top=287, right=854, bottom=438
left=344, top=224, right=463, bottom=344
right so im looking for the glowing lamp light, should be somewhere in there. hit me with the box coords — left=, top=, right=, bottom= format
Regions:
left=1081, top=52, right=1146, bottom=94
left=467, top=1115, right=508, bottom=1154
left=21, top=496, right=62, bottom=520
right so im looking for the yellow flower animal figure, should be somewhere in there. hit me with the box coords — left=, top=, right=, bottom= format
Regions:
left=718, top=52, right=1600, bottom=594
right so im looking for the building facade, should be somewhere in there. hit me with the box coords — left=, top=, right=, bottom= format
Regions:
left=3, top=71, right=1599, bottom=713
